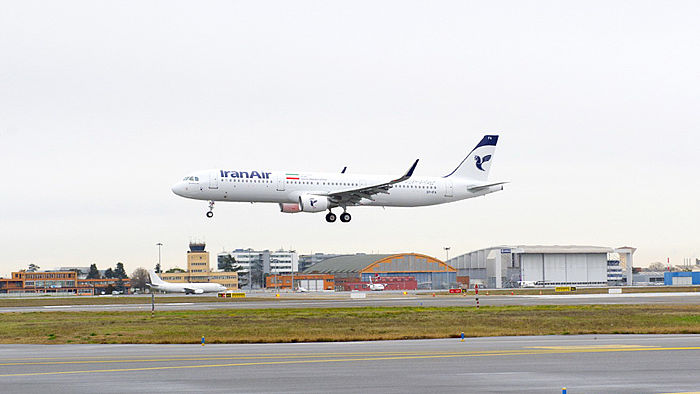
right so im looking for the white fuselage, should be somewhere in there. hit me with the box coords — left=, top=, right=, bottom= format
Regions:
left=171, top=170, right=502, bottom=208
left=149, top=281, right=227, bottom=294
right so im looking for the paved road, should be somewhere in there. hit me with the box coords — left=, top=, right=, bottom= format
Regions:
left=1, top=292, right=699, bottom=313
left=0, top=335, right=698, bottom=393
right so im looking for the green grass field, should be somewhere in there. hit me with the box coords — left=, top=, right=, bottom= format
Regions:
left=1, top=305, right=698, bottom=344
left=0, top=295, right=269, bottom=307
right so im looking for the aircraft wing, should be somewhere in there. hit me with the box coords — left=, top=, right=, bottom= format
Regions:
left=322, top=159, right=419, bottom=206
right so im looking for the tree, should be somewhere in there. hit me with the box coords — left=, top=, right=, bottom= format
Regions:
left=155, top=263, right=162, bottom=273
left=87, top=263, right=101, bottom=279
left=219, top=254, right=242, bottom=272
left=114, top=262, right=128, bottom=279
left=115, top=278, right=125, bottom=293
left=130, top=268, right=149, bottom=291
left=27, top=264, right=40, bottom=272
left=105, top=284, right=115, bottom=294
left=646, top=262, right=667, bottom=272
left=104, top=268, right=114, bottom=278
left=165, top=267, right=185, bottom=273
left=250, top=258, right=264, bottom=288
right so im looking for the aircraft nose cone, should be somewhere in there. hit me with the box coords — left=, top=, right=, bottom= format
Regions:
left=171, top=183, right=184, bottom=196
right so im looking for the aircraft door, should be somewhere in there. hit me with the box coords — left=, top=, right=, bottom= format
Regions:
left=444, top=179, right=453, bottom=197
left=276, top=174, right=285, bottom=191
left=209, top=171, right=219, bottom=189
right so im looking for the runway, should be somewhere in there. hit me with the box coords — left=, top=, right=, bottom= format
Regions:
left=1, top=292, right=699, bottom=313
left=0, top=335, right=698, bottom=393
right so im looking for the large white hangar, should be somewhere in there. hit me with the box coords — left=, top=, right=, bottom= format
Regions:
left=446, top=245, right=633, bottom=288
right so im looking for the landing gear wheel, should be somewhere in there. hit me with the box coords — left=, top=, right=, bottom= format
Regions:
left=206, top=201, right=215, bottom=218
left=325, top=212, right=337, bottom=223
left=340, top=212, right=351, bottom=223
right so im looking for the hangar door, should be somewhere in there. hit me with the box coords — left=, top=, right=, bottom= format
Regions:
left=544, top=254, right=566, bottom=282
left=586, top=254, right=607, bottom=282
left=299, top=279, right=324, bottom=291
left=521, top=254, right=543, bottom=282
left=672, top=276, right=692, bottom=285
left=566, top=254, right=588, bottom=281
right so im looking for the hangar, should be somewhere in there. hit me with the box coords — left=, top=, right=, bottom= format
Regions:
left=303, top=253, right=456, bottom=290
left=446, top=245, right=633, bottom=288
left=664, top=272, right=700, bottom=286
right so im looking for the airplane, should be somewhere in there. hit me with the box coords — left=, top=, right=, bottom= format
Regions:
left=367, top=275, right=385, bottom=291
left=147, top=270, right=227, bottom=294
left=171, top=135, right=504, bottom=222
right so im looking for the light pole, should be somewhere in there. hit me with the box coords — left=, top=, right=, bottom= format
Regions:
left=156, top=243, right=163, bottom=272
left=443, top=247, right=451, bottom=289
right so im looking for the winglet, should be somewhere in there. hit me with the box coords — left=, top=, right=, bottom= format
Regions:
left=393, top=159, right=419, bottom=182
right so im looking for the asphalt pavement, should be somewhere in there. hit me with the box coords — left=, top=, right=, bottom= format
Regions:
left=0, top=335, right=698, bottom=393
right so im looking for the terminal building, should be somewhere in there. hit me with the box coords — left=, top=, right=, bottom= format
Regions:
left=161, top=242, right=238, bottom=289
left=446, top=245, right=636, bottom=288
left=303, top=253, right=456, bottom=290
left=0, top=270, right=129, bottom=295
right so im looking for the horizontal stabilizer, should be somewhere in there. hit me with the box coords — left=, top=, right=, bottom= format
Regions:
left=467, top=181, right=508, bottom=192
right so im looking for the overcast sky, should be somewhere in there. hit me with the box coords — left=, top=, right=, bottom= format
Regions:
left=1, top=1, right=698, bottom=276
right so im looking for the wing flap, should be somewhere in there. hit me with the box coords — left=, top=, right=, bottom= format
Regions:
left=325, top=159, right=419, bottom=205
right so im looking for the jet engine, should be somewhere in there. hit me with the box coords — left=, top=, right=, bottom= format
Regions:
left=298, top=194, right=330, bottom=213
left=279, top=203, right=301, bottom=213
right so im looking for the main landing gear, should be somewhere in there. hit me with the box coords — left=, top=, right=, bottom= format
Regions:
left=326, top=210, right=351, bottom=223
left=206, top=201, right=215, bottom=218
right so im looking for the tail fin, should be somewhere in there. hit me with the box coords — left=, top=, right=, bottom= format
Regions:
left=444, top=135, right=499, bottom=181
left=148, top=270, right=166, bottom=285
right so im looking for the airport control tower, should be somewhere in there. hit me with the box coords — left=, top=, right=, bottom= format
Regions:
left=187, top=242, right=211, bottom=282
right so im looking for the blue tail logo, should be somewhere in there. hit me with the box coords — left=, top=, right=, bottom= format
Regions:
left=474, top=155, right=491, bottom=171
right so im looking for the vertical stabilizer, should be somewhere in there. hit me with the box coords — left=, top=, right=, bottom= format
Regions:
left=148, top=270, right=166, bottom=285
left=444, top=135, right=499, bottom=181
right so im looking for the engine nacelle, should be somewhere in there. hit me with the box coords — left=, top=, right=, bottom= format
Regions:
left=279, top=203, right=301, bottom=214
left=298, top=194, right=330, bottom=213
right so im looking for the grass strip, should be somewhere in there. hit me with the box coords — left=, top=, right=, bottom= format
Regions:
left=0, top=296, right=274, bottom=307
left=0, top=305, right=698, bottom=344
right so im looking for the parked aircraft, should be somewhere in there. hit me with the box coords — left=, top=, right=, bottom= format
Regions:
left=172, top=135, right=504, bottom=222
left=147, top=270, right=227, bottom=294
left=367, top=275, right=385, bottom=291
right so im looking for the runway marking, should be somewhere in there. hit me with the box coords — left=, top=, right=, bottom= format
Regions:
left=0, top=350, right=506, bottom=362
left=0, top=346, right=698, bottom=377
left=528, top=344, right=658, bottom=350
left=659, top=392, right=700, bottom=394
left=660, top=392, right=700, bottom=394
left=0, top=349, right=588, bottom=365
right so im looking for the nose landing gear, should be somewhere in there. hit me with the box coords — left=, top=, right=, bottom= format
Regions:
left=206, top=201, right=215, bottom=218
